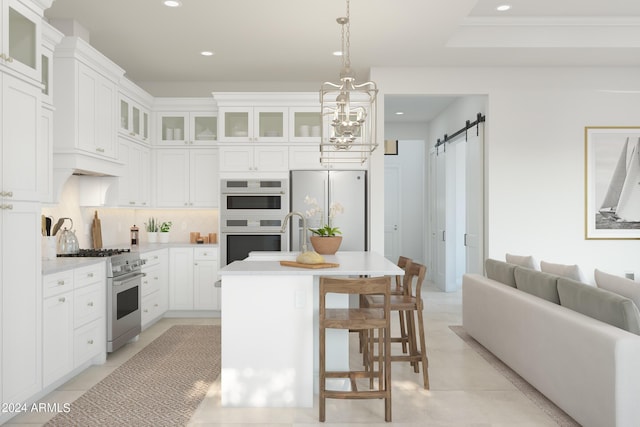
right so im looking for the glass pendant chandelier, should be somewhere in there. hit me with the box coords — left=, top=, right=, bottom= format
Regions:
left=320, top=0, right=378, bottom=164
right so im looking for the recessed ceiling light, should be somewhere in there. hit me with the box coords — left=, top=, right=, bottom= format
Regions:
left=496, top=4, right=511, bottom=12
left=200, top=51, right=214, bottom=56
left=395, top=111, right=404, bottom=115
left=163, top=0, right=182, bottom=7
left=333, top=51, right=343, bottom=57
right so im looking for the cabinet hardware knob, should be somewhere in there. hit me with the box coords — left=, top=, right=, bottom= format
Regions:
left=143, top=309, right=148, bottom=313
left=87, top=301, right=94, bottom=306
left=96, top=147, right=105, bottom=153
left=88, top=273, right=94, bottom=277
left=7, top=56, right=13, bottom=63
left=87, top=340, right=94, bottom=345
left=59, top=297, right=66, bottom=303
left=4, top=204, right=12, bottom=210
left=57, top=280, right=65, bottom=286
left=194, top=262, right=198, bottom=266
left=153, top=256, right=158, bottom=259
left=154, top=276, right=159, bottom=280
left=3, top=191, right=12, bottom=197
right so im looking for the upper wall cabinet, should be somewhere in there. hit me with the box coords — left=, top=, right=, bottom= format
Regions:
left=0, top=0, right=43, bottom=83
left=213, top=92, right=321, bottom=144
left=153, top=98, right=217, bottom=146
left=119, top=78, right=153, bottom=145
left=53, top=37, right=125, bottom=163
left=40, top=22, right=63, bottom=106
left=218, top=106, right=288, bottom=143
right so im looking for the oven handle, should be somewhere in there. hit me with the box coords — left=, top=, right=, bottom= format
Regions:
left=113, top=272, right=146, bottom=288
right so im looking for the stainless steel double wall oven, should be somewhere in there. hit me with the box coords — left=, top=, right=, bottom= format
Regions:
left=220, top=179, right=289, bottom=266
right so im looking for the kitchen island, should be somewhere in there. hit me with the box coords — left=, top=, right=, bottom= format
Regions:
left=219, top=251, right=403, bottom=408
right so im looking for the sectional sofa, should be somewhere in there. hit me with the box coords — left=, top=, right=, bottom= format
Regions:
left=462, top=259, right=640, bottom=427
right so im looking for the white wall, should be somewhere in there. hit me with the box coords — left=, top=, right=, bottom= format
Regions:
left=372, top=67, right=640, bottom=283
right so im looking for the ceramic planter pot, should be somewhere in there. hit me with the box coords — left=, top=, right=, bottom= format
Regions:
left=159, top=232, right=170, bottom=243
left=310, top=236, right=342, bottom=255
left=147, top=232, right=158, bottom=243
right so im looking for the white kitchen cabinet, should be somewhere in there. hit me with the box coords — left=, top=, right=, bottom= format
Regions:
left=1, top=200, right=42, bottom=405
left=169, top=247, right=194, bottom=310
left=42, top=287, right=73, bottom=388
left=141, top=248, right=168, bottom=328
left=42, top=261, right=105, bottom=388
left=116, top=137, right=150, bottom=207
left=219, top=145, right=288, bottom=173
left=1, top=71, right=42, bottom=201
left=154, top=148, right=219, bottom=208
left=289, top=107, right=322, bottom=143
left=194, top=247, right=219, bottom=310
left=0, top=0, right=42, bottom=82
left=53, top=37, right=124, bottom=165
left=169, top=246, right=219, bottom=312
left=120, top=94, right=149, bottom=143
left=157, top=112, right=217, bottom=146
left=218, top=106, right=288, bottom=143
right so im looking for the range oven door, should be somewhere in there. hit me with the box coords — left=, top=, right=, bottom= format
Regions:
left=107, top=271, right=143, bottom=352
left=221, top=233, right=288, bottom=266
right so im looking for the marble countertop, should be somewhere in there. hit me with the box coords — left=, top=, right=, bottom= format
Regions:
left=220, top=251, right=403, bottom=276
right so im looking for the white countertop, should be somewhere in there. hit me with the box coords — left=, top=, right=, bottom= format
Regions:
left=220, top=251, right=403, bottom=276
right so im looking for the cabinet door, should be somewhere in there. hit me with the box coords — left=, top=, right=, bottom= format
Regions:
left=95, top=75, right=117, bottom=158
left=2, top=0, right=41, bottom=82
left=254, top=107, right=288, bottom=142
left=194, top=260, right=219, bottom=310
left=77, top=64, right=97, bottom=154
left=218, top=107, right=252, bottom=142
left=1, top=73, right=41, bottom=201
left=117, top=138, right=150, bottom=206
left=190, top=149, right=219, bottom=207
left=155, top=149, right=189, bottom=207
left=42, top=292, right=74, bottom=388
left=219, top=145, right=253, bottom=172
left=254, top=146, right=288, bottom=171
left=289, top=107, right=322, bottom=142
left=190, top=113, right=217, bottom=144
left=169, top=248, right=194, bottom=309
left=289, top=145, right=324, bottom=170
left=2, top=201, right=41, bottom=401
left=157, top=112, right=188, bottom=145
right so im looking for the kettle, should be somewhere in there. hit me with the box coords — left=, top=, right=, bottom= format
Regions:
left=56, top=218, right=80, bottom=255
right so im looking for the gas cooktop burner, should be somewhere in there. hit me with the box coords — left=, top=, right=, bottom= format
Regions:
left=57, top=248, right=131, bottom=257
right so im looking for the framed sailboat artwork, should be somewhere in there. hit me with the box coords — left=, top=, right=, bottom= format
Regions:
left=585, top=126, right=640, bottom=239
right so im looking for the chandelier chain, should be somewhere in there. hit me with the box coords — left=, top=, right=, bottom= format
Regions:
left=345, top=0, right=351, bottom=70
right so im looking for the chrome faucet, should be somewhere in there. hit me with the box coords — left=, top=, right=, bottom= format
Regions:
left=281, top=211, right=308, bottom=252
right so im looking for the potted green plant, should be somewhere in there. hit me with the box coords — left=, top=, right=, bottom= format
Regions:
left=159, top=221, right=172, bottom=243
left=145, top=217, right=159, bottom=243
left=304, top=196, right=344, bottom=254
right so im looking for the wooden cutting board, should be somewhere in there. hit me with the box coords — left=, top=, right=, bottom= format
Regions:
left=279, top=261, right=340, bottom=269
left=92, top=210, right=103, bottom=249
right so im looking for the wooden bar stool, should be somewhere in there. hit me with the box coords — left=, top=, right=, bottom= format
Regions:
left=319, top=276, right=392, bottom=422
left=363, top=260, right=429, bottom=389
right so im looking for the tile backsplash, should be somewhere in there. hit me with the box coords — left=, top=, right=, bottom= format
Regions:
left=42, top=175, right=218, bottom=248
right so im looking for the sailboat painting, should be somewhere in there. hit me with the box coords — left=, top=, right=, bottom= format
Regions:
left=585, top=126, right=640, bottom=239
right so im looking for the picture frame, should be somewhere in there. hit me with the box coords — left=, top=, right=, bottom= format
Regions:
left=585, top=126, right=640, bottom=239
left=384, top=139, right=398, bottom=155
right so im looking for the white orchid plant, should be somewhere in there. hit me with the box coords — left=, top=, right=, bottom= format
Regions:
left=304, top=195, right=344, bottom=237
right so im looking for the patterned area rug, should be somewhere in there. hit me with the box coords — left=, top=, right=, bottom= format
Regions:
left=449, top=325, right=580, bottom=427
left=45, top=325, right=221, bottom=427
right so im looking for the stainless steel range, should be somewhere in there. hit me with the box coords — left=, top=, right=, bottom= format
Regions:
left=58, top=248, right=145, bottom=352
left=106, top=251, right=145, bottom=352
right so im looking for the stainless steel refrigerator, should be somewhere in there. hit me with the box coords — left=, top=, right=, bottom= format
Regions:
left=289, top=170, right=367, bottom=252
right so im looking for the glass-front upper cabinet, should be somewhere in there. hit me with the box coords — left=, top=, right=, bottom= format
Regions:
left=218, top=107, right=287, bottom=142
left=157, top=112, right=217, bottom=146
left=1, top=0, right=41, bottom=82
left=289, top=107, right=322, bottom=142
left=120, top=95, right=149, bottom=143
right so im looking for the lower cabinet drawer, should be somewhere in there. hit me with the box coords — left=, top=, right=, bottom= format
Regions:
left=74, top=283, right=104, bottom=328
left=142, top=291, right=161, bottom=327
left=74, top=319, right=104, bottom=368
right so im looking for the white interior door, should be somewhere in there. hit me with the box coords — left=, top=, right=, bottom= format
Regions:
left=384, top=165, right=401, bottom=262
left=435, top=147, right=447, bottom=290
left=465, top=125, right=484, bottom=274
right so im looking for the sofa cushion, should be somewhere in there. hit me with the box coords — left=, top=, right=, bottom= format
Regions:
left=595, top=269, right=640, bottom=310
left=540, top=260, right=586, bottom=283
left=557, top=277, right=640, bottom=335
left=505, top=253, right=537, bottom=270
left=514, top=267, right=560, bottom=304
left=485, top=259, right=517, bottom=287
